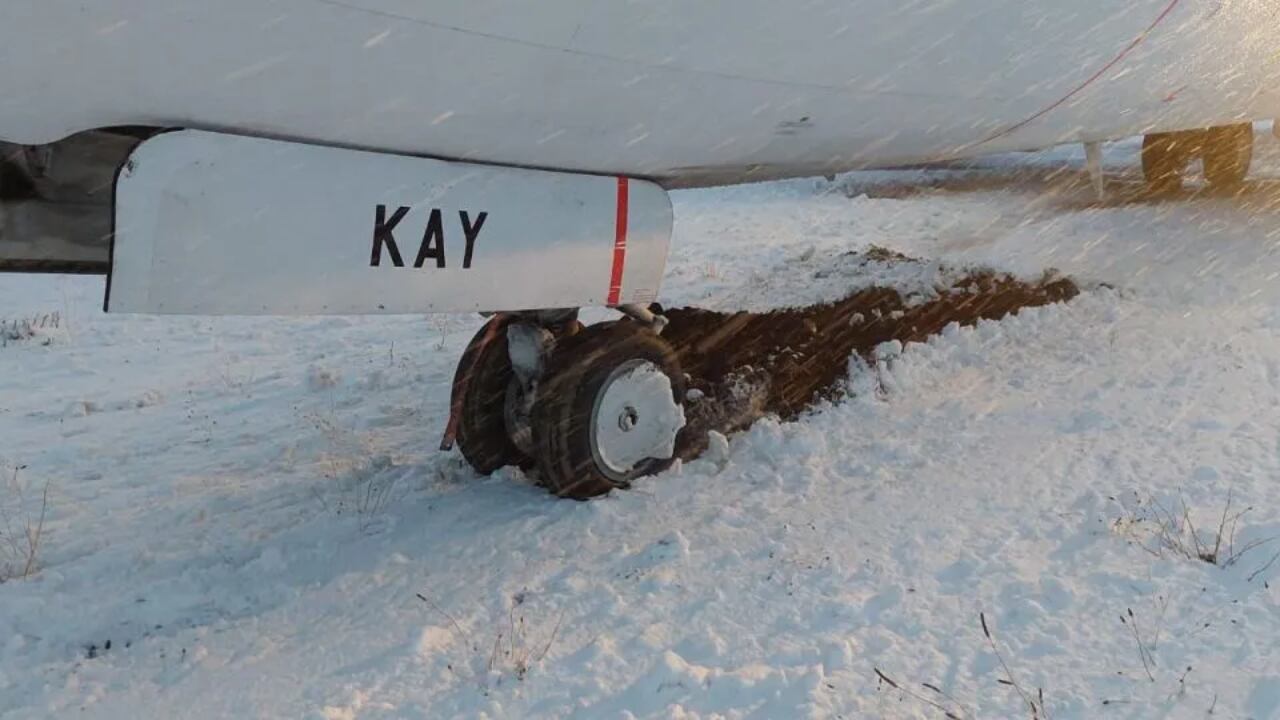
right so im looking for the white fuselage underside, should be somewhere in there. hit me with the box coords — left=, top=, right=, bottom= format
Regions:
left=2, top=0, right=1278, bottom=187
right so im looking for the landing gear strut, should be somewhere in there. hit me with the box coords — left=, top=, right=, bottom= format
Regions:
left=445, top=308, right=686, bottom=499
left=1142, top=123, right=1254, bottom=194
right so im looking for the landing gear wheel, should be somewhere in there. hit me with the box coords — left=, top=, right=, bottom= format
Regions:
left=1202, top=123, right=1253, bottom=190
left=452, top=315, right=528, bottom=475
left=1142, top=132, right=1190, bottom=194
left=532, top=322, right=686, bottom=500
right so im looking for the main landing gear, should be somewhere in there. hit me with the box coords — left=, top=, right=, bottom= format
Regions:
left=443, top=307, right=687, bottom=499
left=1141, top=123, right=1254, bottom=194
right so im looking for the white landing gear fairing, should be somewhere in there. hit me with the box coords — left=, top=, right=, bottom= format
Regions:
left=108, top=131, right=672, bottom=315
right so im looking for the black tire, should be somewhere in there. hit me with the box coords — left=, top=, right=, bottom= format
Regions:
left=1141, top=132, right=1190, bottom=194
left=1202, top=123, right=1253, bottom=189
left=532, top=322, right=686, bottom=500
left=452, top=315, right=527, bottom=475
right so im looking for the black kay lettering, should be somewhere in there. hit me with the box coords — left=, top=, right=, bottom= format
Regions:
left=370, top=205, right=488, bottom=269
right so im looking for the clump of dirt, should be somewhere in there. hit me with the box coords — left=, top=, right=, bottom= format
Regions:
left=661, top=253, right=1078, bottom=459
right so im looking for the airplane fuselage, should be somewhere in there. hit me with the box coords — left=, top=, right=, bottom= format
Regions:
left=2, top=0, right=1278, bottom=187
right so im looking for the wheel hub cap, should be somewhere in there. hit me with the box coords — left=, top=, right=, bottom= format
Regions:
left=591, top=360, right=685, bottom=480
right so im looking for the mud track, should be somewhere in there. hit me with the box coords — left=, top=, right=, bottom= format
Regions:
left=661, top=249, right=1079, bottom=459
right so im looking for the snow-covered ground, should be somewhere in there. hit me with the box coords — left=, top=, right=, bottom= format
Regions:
left=3, top=135, right=1280, bottom=719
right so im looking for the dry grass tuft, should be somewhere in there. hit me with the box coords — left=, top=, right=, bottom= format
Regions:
left=0, top=464, right=48, bottom=582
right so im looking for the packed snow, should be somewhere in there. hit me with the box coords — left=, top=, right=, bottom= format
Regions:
left=3, top=134, right=1280, bottom=719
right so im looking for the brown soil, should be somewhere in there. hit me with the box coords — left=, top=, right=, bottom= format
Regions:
left=661, top=252, right=1079, bottom=459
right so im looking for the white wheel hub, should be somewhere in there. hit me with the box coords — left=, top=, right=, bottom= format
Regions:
left=590, top=360, right=685, bottom=479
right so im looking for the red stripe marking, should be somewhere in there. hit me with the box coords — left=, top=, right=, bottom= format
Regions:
left=972, top=0, right=1183, bottom=149
left=607, top=177, right=629, bottom=306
